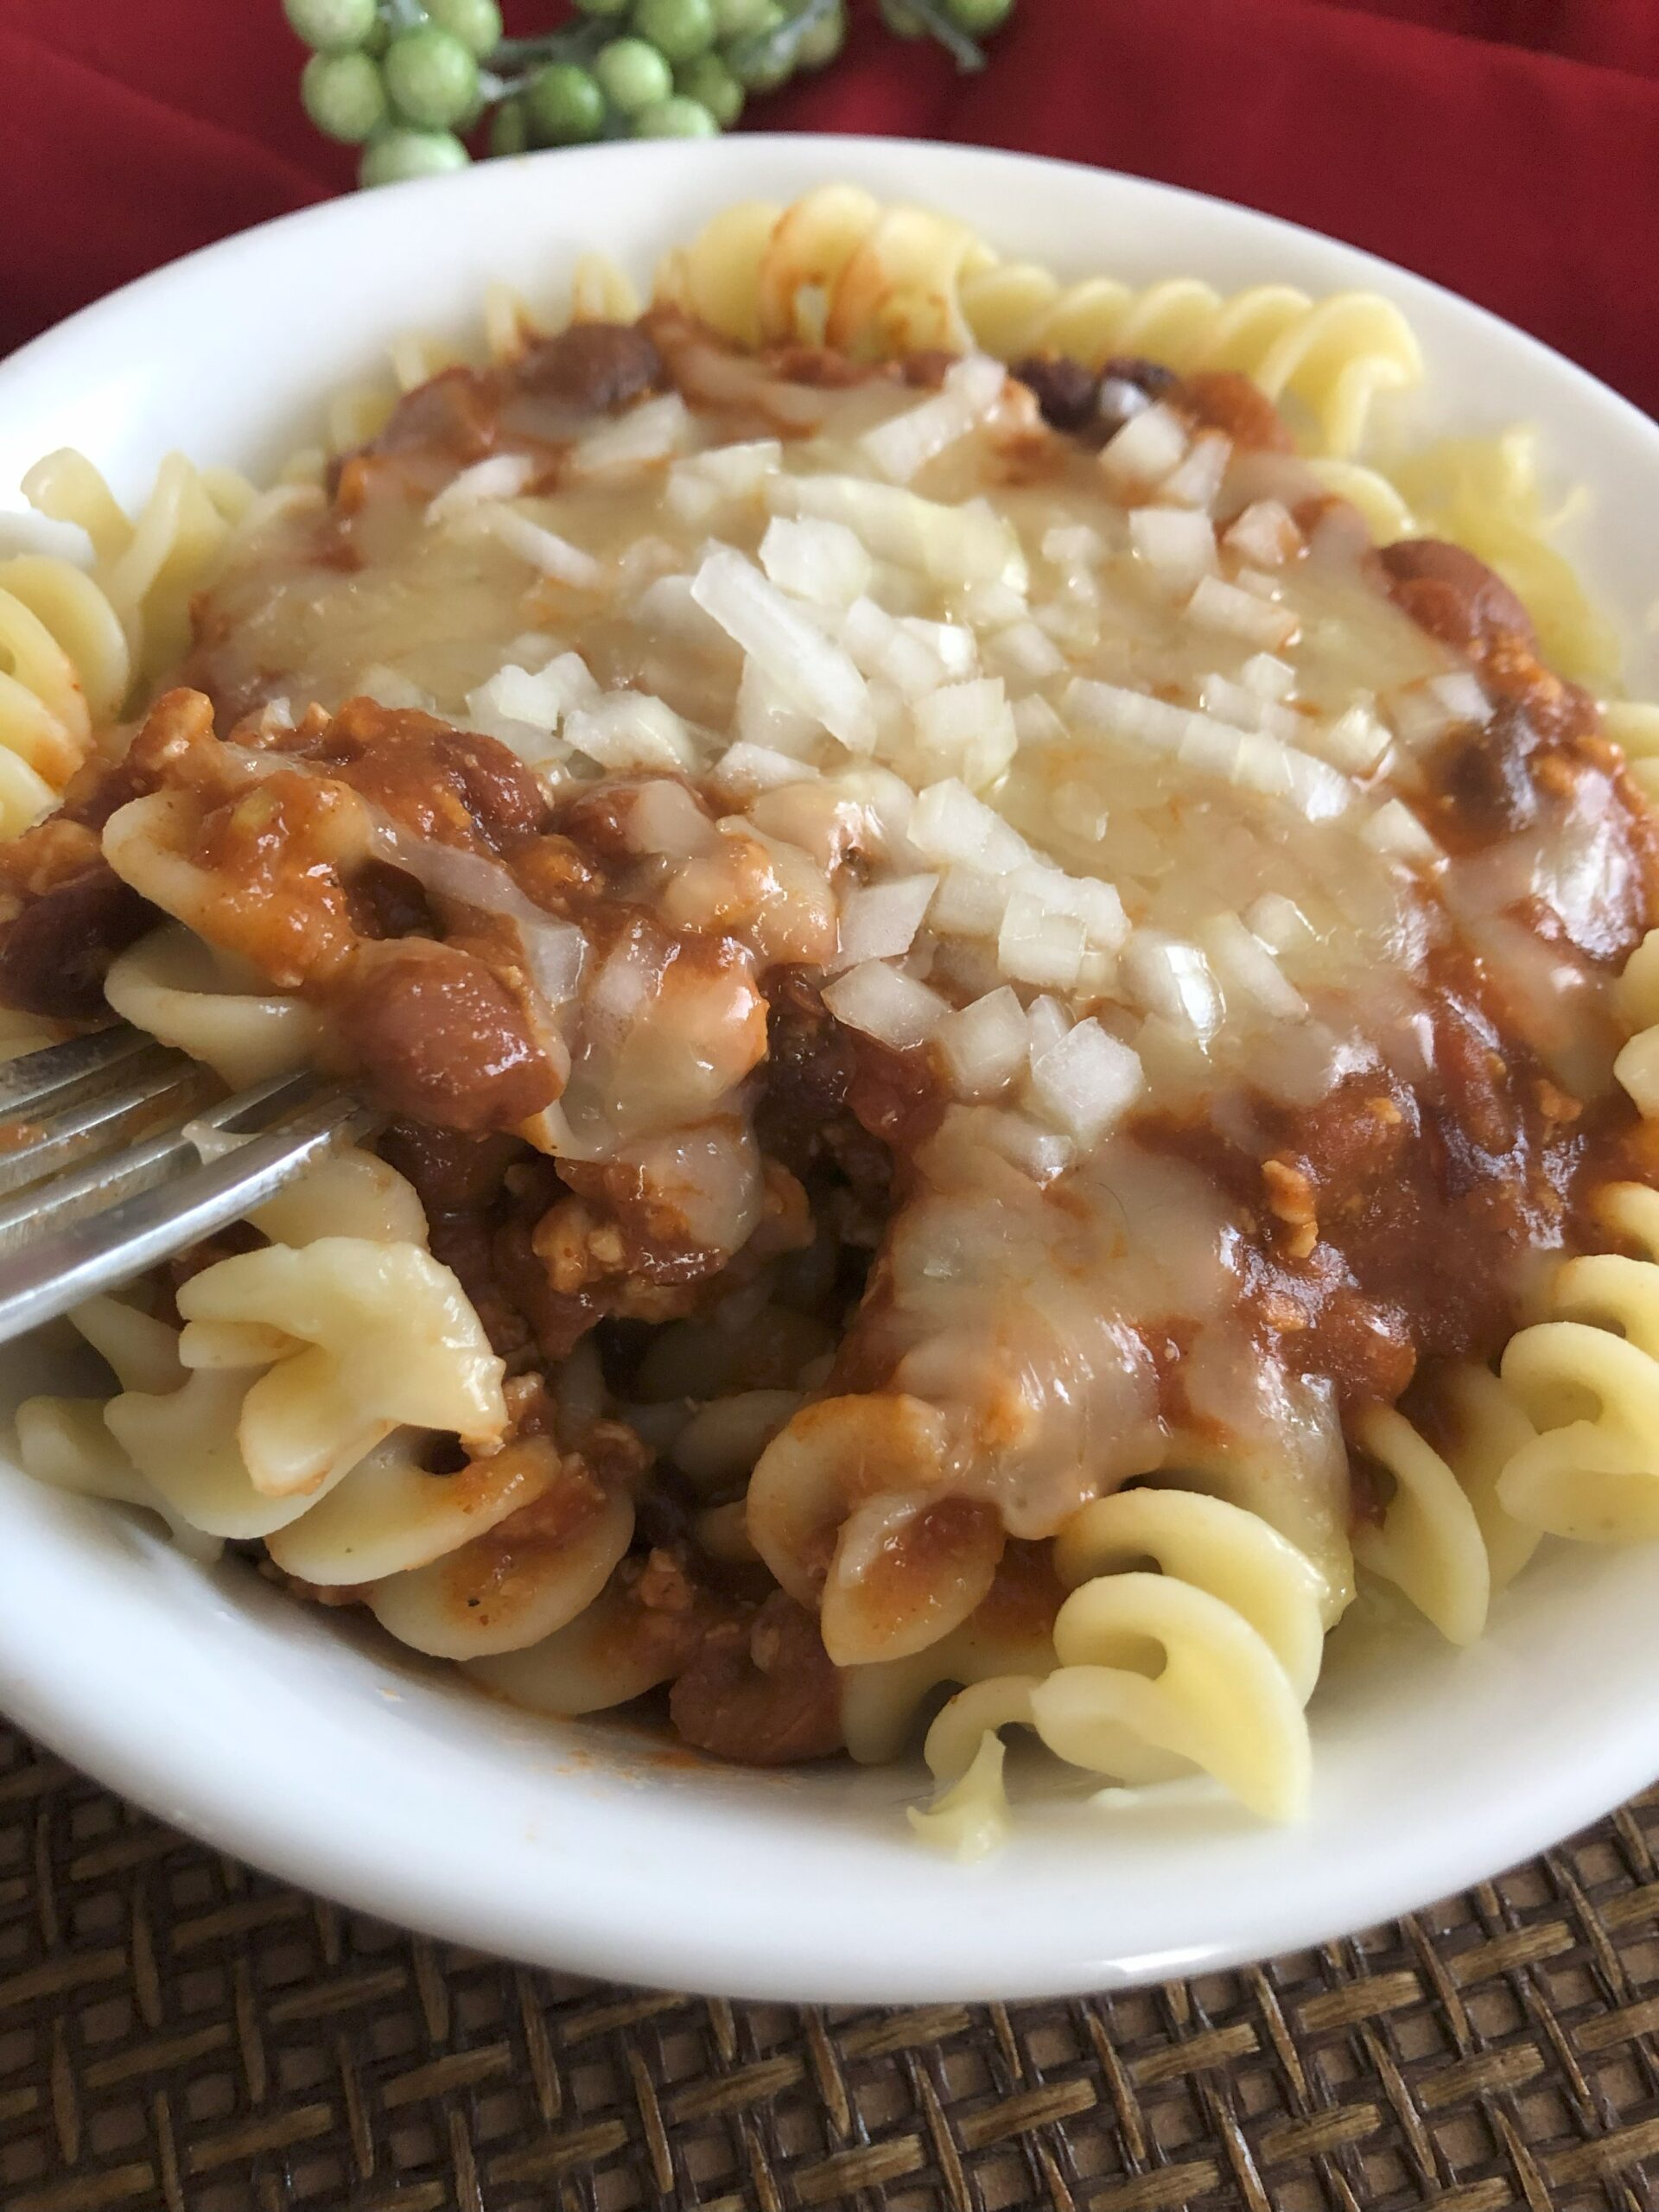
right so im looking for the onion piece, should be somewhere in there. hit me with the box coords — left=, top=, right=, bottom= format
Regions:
left=1065, top=677, right=1351, bottom=820
left=1316, top=703, right=1392, bottom=776
left=1098, top=403, right=1189, bottom=489
left=1187, top=574, right=1299, bottom=651
left=1245, top=891, right=1319, bottom=955
left=1242, top=652, right=1296, bottom=699
left=929, top=864, right=1006, bottom=939
left=1028, top=1018, right=1145, bottom=1145
left=936, top=985, right=1028, bottom=1098
left=1196, top=912, right=1308, bottom=1019
left=1156, top=430, right=1232, bottom=512
left=833, top=874, right=939, bottom=969
left=946, top=1103, right=1074, bottom=1185
left=859, top=354, right=1006, bottom=483
left=998, top=893, right=1085, bottom=990
left=822, top=960, right=947, bottom=1049
left=564, top=690, right=699, bottom=773
left=841, top=595, right=950, bottom=700
left=1122, top=932, right=1223, bottom=1039
left=768, top=474, right=1027, bottom=589
left=990, top=620, right=1066, bottom=682
left=1025, top=992, right=1072, bottom=1059
left=1130, top=506, right=1217, bottom=592
left=568, top=393, right=690, bottom=478
left=1224, top=499, right=1302, bottom=567
left=693, top=547, right=875, bottom=755
left=760, top=516, right=874, bottom=607
left=1008, top=861, right=1128, bottom=951
left=1389, top=671, right=1491, bottom=745
left=666, top=439, right=782, bottom=524
left=465, top=652, right=597, bottom=755
left=1363, top=798, right=1443, bottom=868
left=467, top=503, right=602, bottom=588
left=424, top=453, right=535, bottom=524
left=715, top=742, right=819, bottom=796
left=908, top=778, right=1031, bottom=873
left=912, top=678, right=1018, bottom=791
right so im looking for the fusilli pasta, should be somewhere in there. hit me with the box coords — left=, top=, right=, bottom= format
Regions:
left=654, top=184, right=1421, bottom=459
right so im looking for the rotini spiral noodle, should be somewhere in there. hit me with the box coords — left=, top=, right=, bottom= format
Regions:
left=654, top=186, right=1421, bottom=458
left=1497, top=1184, right=1659, bottom=1542
left=920, top=1489, right=1327, bottom=1826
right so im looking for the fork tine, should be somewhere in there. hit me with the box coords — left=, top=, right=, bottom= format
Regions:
left=0, top=1055, right=219, bottom=1200
left=0, top=1083, right=372, bottom=1343
left=0, top=1067, right=328, bottom=1251
left=0, top=1024, right=162, bottom=1113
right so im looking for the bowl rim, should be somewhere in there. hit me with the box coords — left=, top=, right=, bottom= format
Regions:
left=3, top=132, right=1659, bottom=2005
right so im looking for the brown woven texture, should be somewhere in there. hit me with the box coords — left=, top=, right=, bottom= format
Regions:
left=3, top=1720, right=1659, bottom=2212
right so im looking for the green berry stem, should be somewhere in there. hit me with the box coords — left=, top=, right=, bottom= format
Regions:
left=894, top=0, right=990, bottom=70
left=724, top=0, right=836, bottom=89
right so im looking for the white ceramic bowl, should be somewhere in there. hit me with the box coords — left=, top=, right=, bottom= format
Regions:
left=2, top=137, right=1657, bottom=2005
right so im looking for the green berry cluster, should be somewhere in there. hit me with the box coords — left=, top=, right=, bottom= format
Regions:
left=285, top=0, right=1015, bottom=186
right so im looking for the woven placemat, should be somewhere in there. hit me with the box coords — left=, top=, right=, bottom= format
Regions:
left=3, top=1720, right=1658, bottom=2212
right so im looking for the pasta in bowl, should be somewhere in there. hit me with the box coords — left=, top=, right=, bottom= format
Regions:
left=1, top=137, right=1657, bottom=2004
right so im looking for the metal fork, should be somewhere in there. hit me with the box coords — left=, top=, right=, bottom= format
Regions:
left=0, top=1027, right=372, bottom=1345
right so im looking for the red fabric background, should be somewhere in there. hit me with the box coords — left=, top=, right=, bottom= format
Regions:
left=1, top=0, right=1654, bottom=417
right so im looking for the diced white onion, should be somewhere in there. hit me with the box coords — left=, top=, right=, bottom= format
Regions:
left=1242, top=652, right=1296, bottom=699
left=1244, top=892, right=1319, bottom=955
left=1389, top=671, right=1490, bottom=746
left=760, top=516, right=874, bottom=607
left=912, top=678, right=1017, bottom=791
left=1098, top=403, right=1189, bottom=489
left=569, top=393, right=690, bottom=477
left=1013, top=694, right=1067, bottom=747
left=692, top=547, right=875, bottom=754
left=821, top=960, right=947, bottom=1049
left=1187, top=573, right=1299, bottom=651
left=957, top=577, right=1032, bottom=629
left=469, top=503, right=602, bottom=588
left=715, top=742, right=819, bottom=796
left=624, top=780, right=719, bottom=859
left=1198, top=671, right=1299, bottom=738
left=1317, top=703, right=1392, bottom=775
left=1223, top=499, right=1301, bottom=567
left=424, top=453, right=535, bottom=524
left=949, top=1103, right=1075, bottom=1185
left=465, top=652, right=597, bottom=754
left=936, top=986, right=1028, bottom=1098
left=929, top=864, right=1007, bottom=938
left=903, top=618, right=979, bottom=681
left=1065, top=679, right=1351, bottom=820
left=1008, top=861, right=1128, bottom=950
left=352, top=664, right=429, bottom=712
left=1196, top=912, right=1307, bottom=1020
left=833, top=874, right=939, bottom=968
left=990, top=620, right=1066, bottom=681
left=1122, top=932, right=1223, bottom=1039
left=859, top=355, right=1006, bottom=484
left=1130, top=505, right=1217, bottom=592
left=734, top=659, right=818, bottom=757
left=564, top=690, right=698, bottom=772
left=842, top=595, right=950, bottom=700
left=769, top=474, right=1027, bottom=588
left=1156, top=430, right=1232, bottom=512
left=632, top=572, right=731, bottom=651
left=1029, top=1018, right=1145, bottom=1145
left=998, top=893, right=1085, bottom=989
left=1025, top=992, right=1072, bottom=1059
left=909, top=779, right=1030, bottom=873
left=1363, top=798, right=1443, bottom=868
left=666, top=439, right=782, bottom=523
left=1042, top=523, right=1107, bottom=571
